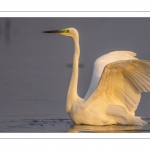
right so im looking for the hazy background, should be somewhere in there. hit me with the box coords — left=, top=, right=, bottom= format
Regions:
left=0, top=18, right=150, bottom=121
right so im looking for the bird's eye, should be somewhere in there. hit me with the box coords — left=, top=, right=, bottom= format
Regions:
left=66, top=30, right=69, bottom=33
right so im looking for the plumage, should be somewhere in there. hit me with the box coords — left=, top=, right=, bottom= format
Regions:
left=43, top=27, right=150, bottom=126
left=84, top=59, right=150, bottom=125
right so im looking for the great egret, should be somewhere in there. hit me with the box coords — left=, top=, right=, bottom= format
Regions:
left=43, top=28, right=150, bottom=126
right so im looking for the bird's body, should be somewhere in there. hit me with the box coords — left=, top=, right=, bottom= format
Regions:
left=43, top=28, right=150, bottom=126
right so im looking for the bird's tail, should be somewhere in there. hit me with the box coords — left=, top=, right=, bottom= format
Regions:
left=107, top=105, right=148, bottom=126
left=127, top=114, right=148, bottom=126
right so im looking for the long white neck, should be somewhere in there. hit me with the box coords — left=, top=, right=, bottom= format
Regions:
left=66, top=35, right=80, bottom=112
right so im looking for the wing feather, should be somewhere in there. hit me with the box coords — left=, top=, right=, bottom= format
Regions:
left=84, top=51, right=138, bottom=100
left=85, top=60, right=150, bottom=115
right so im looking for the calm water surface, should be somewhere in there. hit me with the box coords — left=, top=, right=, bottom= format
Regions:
left=0, top=98, right=150, bottom=133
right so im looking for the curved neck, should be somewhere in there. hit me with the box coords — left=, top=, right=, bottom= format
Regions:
left=66, top=35, right=80, bottom=112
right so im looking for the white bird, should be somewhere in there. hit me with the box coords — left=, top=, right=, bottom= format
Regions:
left=43, top=28, right=150, bottom=126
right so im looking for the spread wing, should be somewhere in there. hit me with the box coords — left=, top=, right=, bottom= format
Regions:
left=84, top=51, right=138, bottom=100
left=85, top=60, right=150, bottom=115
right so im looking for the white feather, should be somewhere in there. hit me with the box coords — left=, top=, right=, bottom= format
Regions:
left=47, top=27, right=150, bottom=126
left=84, top=51, right=138, bottom=100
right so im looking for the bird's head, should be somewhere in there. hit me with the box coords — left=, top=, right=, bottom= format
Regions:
left=42, top=27, right=78, bottom=38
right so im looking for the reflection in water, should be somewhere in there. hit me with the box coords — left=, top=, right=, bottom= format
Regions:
left=5, top=18, right=11, bottom=44
left=0, top=118, right=150, bottom=132
left=0, top=21, right=2, bottom=35
left=68, top=124, right=144, bottom=133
